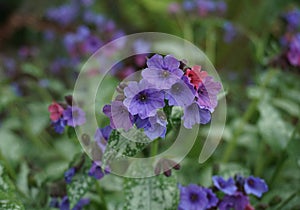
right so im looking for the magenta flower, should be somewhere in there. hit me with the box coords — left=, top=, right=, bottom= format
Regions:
left=178, top=184, right=208, bottom=210
left=244, top=176, right=268, bottom=198
left=142, top=54, right=183, bottom=89
left=196, top=76, right=222, bottom=112
left=123, top=80, right=165, bottom=119
left=212, top=176, right=237, bottom=195
left=48, top=102, right=64, bottom=121
left=287, top=34, right=300, bottom=67
left=63, top=106, right=86, bottom=127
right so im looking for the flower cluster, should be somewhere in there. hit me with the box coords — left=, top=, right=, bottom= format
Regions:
left=50, top=196, right=90, bottom=210
left=103, top=54, right=221, bottom=140
left=48, top=96, right=86, bottom=134
left=178, top=175, right=268, bottom=210
left=168, top=0, right=227, bottom=17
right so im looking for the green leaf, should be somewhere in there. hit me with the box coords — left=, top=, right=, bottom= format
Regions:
left=272, top=98, right=300, bottom=117
left=67, top=172, right=94, bottom=209
left=103, top=129, right=151, bottom=167
left=123, top=163, right=179, bottom=210
left=0, top=192, right=24, bottom=210
left=258, top=101, right=293, bottom=151
left=0, top=164, right=25, bottom=210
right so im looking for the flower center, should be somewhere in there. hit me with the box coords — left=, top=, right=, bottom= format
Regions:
left=139, top=93, right=148, bottom=102
left=189, top=192, right=199, bottom=203
left=248, top=179, right=254, bottom=186
left=161, top=70, right=170, bottom=78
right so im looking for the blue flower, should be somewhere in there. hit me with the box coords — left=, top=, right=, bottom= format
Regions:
left=59, top=196, right=90, bottom=210
left=64, top=167, right=76, bottom=184
left=284, top=9, right=300, bottom=30
left=223, top=21, right=237, bottom=43
left=52, top=118, right=66, bottom=134
left=123, top=80, right=165, bottom=119
left=244, top=176, right=268, bottom=198
left=94, top=125, right=112, bottom=153
left=212, top=176, right=237, bottom=195
left=144, top=111, right=168, bottom=140
left=203, top=188, right=218, bottom=208
left=178, top=184, right=208, bottom=210
left=182, top=102, right=211, bottom=128
left=218, top=192, right=249, bottom=210
left=142, top=54, right=183, bottom=89
left=88, top=162, right=110, bottom=180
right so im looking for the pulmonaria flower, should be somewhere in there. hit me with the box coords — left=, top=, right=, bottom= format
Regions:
left=49, top=197, right=60, bottom=208
left=165, top=79, right=195, bottom=107
left=196, top=76, right=222, bottom=112
left=60, top=196, right=90, bottom=210
left=184, top=65, right=208, bottom=89
left=123, top=80, right=165, bottom=119
left=103, top=101, right=133, bottom=131
left=218, top=192, right=249, bottom=210
left=244, top=176, right=268, bottom=198
left=287, top=34, right=300, bottom=67
left=284, top=9, right=300, bottom=30
left=223, top=21, right=237, bottom=43
left=82, top=35, right=102, bottom=54
left=88, top=162, right=110, bottom=180
left=212, top=176, right=237, bottom=195
left=52, top=118, right=66, bottom=134
left=203, top=188, right=218, bottom=208
left=63, top=106, right=86, bottom=127
left=142, top=54, right=183, bottom=89
left=178, top=184, right=208, bottom=210
left=48, top=102, right=64, bottom=121
left=94, top=125, right=112, bottom=155
left=64, top=167, right=76, bottom=184
left=182, top=102, right=211, bottom=128
left=46, top=4, right=78, bottom=26
left=144, top=111, right=168, bottom=140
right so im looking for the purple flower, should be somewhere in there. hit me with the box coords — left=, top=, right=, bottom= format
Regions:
left=133, top=39, right=151, bottom=54
left=49, top=197, right=60, bottom=208
left=144, top=111, right=167, bottom=140
left=142, top=54, right=183, bottom=89
left=64, top=168, right=76, bottom=184
left=103, top=101, right=133, bottom=131
left=178, top=184, right=208, bottom=210
left=134, top=115, right=151, bottom=129
left=219, top=192, right=249, bottom=210
left=63, top=106, right=86, bottom=127
left=284, top=9, right=300, bottom=30
left=82, top=35, right=102, bottom=54
left=223, top=21, right=237, bottom=43
left=287, top=34, right=300, bottom=67
left=60, top=196, right=90, bottom=210
left=46, top=4, right=78, bottom=26
left=52, top=118, right=66, bottom=134
left=94, top=126, right=112, bottom=153
left=183, top=0, right=195, bottom=11
left=212, top=176, right=237, bottom=195
left=196, top=76, right=222, bottom=112
left=123, top=80, right=165, bottom=119
left=88, top=162, right=110, bottom=180
left=203, top=188, right=218, bottom=208
left=182, top=102, right=211, bottom=129
left=244, top=176, right=268, bottom=198
left=165, top=79, right=195, bottom=107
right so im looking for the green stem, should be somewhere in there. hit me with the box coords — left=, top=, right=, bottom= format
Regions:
left=275, top=192, right=298, bottom=210
left=95, top=181, right=108, bottom=210
left=254, top=139, right=265, bottom=177
left=150, top=139, right=159, bottom=157
left=222, top=69, right=277, bottom=162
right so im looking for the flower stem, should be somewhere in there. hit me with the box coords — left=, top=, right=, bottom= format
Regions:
left=275, top=191, right=298, bottom=210
left=0, top=150, right=16, bottom=180
left=150, top=139, right=159, bottom=157
left=96, top=181, right=108, bottom=210
left=222, top=69, right=277, bottom=162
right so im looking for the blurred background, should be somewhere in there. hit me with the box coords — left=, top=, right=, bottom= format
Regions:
left=0, top=0, right=299, bottom=209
